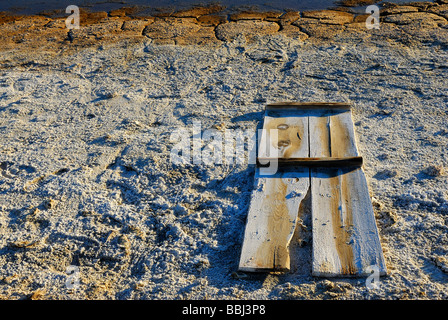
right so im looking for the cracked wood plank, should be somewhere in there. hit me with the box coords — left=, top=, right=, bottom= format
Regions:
left=310, top=110, right=387, bottom=277
left=238, top=169, right=310, bottom=272
left=238, top=108, right=309, bottom=272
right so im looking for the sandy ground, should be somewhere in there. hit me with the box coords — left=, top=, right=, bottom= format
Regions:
left=0, top=3, right=448, bottom=300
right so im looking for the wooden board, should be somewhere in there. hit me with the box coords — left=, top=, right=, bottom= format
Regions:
left=238, top=169, right=309, bottom=272
left=258, top=109, right=309, bottom=160
left=239, top=102, right=386, bottom=276
left=308, top=109, right=359, bottom=158
left=311, top=168, right=387, bottom=276
left=239, top=107, right=310, bottom=272
left=309, top=109, right=387, bottom=277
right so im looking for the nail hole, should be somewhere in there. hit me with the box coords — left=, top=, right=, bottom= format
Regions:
left=278, top=140, right=290, bottom=147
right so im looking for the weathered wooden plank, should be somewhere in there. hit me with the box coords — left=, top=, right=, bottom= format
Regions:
left=258, top=110, right=309, bottom=160
left=257, top=156, right=363, bottom=168
left=342, top=168, right=387, bottom=276
left=309, top=109, right=386, bottom=277
left=308, top=110, right=359, bottom=158
left=238, top=169, right=310, bottom=272
left=239, top=109, right=310, bottom=272
left=309, top=111, right=331, bottom=157
left=311, top=167, right=387, bottom=277
left=329, top=110, right=359, bottom=158
left=240, top=103, right=386, bottom=276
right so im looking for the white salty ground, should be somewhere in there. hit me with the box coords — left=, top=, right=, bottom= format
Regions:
left=0, top=33, right=447, bottom=300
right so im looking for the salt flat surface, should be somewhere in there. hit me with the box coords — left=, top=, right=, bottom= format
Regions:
left=0, top=33, right=447, bottom=299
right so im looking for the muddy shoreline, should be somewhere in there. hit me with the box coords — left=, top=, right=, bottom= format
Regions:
left=0, top=1, right=447, bottom=56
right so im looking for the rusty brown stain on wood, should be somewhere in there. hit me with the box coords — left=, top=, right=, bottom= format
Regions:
left=328, top=170, right=357, bottom=275
left=265, top=118, right=304, bottom=158
left=256, top=178, right=292, bottom=270
left=315, top=116, right=331, bottom=157
left=340, top=171, right=357, bottom=274
left=329, top=114, right=351, bottom=158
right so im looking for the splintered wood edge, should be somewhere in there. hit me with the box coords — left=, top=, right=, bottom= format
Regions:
left=256, top=157, right=363, bottom=168
left=266, top=102, right=351, bottom=110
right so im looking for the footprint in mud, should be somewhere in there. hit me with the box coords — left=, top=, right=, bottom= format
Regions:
left=23, top=167, right=70, bottom=191
left=18, top=164, right=37, bottom=174
left=1, top=162, right=37, bottom=178
left=0, top=161, right=14, bottom=179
